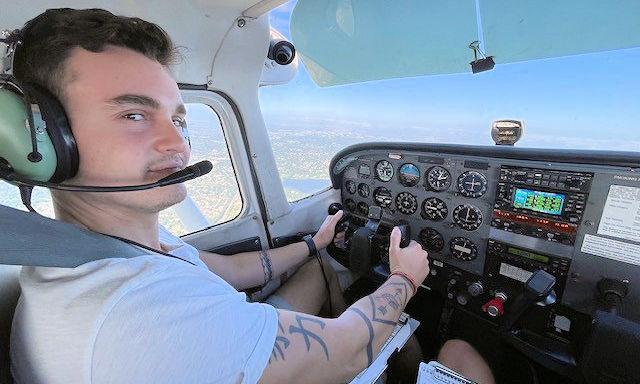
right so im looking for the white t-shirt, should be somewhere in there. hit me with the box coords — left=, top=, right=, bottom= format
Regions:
left=10, top=227, right=278, bottom=384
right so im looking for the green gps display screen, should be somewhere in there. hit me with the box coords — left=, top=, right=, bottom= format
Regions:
left=513, top=188, right=565, bottom=215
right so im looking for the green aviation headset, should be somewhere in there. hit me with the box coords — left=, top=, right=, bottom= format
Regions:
left=0, top=29, right=79, bottom=184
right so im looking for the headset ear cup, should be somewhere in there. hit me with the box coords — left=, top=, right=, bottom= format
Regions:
left=21, top=83, right=79, bottom=183
left=0, top=85, right=56, bottom=181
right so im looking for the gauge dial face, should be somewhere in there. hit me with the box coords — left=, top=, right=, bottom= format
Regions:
left=426, top=166, right=452, bottom=191
left=345, top=199, right=356, bottom=213
left=373, top=187, right=393, bottom=207
left=457, top=171, right=488, bottom=198
left=421, top=197, right=448, bottom=221
left=452, top=204, right=483, bottom=231
left=395, top=192, right=418, bottom=215
left=357, top=202, right=369, bottom=216
left=398, top=163, right=420, bottom=187
left=357, top=183, right=370, bottom=198
left=449, top=237, right=478, bottom=261
left=419, top=227, right=444, bottom=252
left=375, top=160, right=394, bottom=182
left=345, top=180, right=356, bottom=194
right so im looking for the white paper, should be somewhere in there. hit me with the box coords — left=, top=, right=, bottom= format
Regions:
left=581, top=234, right=640, bottom=265
left=598, top=185, right=640, bottom=243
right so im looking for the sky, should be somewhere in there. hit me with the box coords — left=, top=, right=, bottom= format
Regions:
left=259, top=1, right=640, bottom=151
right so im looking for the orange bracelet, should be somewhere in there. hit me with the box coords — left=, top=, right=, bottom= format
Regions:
left=389, top=271, right=418, bottom=296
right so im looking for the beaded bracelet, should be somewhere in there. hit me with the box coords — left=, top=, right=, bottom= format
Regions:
left=389, top=271, right=418, bottom=296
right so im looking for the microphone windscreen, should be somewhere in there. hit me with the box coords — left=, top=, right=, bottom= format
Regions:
left=156, top=160, right=213, bottom=186
left=192, top=160, right=213, bottom=177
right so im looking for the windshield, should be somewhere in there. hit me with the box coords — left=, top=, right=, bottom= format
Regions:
left=260, top=1, right=640, bottom=200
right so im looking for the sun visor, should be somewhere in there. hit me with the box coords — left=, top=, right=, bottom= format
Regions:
left=290, top=0, right=478, bottom=86
left=292, top=0, right=640, bottom=87
left=481, top=0, right=640, bottom=64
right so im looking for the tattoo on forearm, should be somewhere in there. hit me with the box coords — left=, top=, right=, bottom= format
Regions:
left=346, top=279, right=410, bottom=366
left=259, top=250, right=274, bottom=284
left=270, top=314, right=330, bottom=364
left=270, top=321, right=291, bottom=363
left=374, top=293, right=400, bottom=310
left=348, top=307, right=374, bottom=365
left=387, top=280, right=409, bottom=306
left=289, top=315, right=330, bottom=360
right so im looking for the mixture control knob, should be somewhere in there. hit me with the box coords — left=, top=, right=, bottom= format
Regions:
left=482, top=292, right=508, bottom=317
left=468, top=282, right=485, bottom=297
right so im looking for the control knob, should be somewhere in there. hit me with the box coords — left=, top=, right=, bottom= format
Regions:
left=482, top=291, right=508, bottom=317
left=468, top=282, right=485, bottom=297
left=456, top=291, right=470, bottom=306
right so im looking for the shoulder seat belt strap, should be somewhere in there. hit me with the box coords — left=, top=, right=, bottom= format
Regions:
left=0, top=204, right=147, bottom=268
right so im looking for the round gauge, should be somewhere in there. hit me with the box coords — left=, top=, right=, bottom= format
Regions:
left=357, top=202, right=369, bottom=216
left=375, top=160, right=394, bottom=182
left=426, top=166, right=452, bottom=191
left=457, top=171, right=488, bottom=198
left=419, top=227, right=444, bottom=252
left=421, top=197, right=448, bottom=221
left=395, top=192, right=418, bottom=215
left=449, top=237, right=478, bottom=261
left=345, top=199, right=356, bottom=213
left=398, top=163, right=420, bottom=187
left=452, top=204, right=483, bottom=231
left=357, top=183, right=370, bottom=198
left=373, top=187, right=393, bottom=207
left=345, top=180, right=357, bottom=194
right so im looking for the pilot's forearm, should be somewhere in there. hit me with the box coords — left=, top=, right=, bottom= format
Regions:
left=261, top=274, right=414, bottom=384
left=337, top=274, right=414, bottom=378
left=200, top=241, right=311, bottom=291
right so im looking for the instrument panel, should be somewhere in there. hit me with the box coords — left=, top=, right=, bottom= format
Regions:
left=330, top=143, right=640, bottom=334
left=341, top=153, right=497, bottom=277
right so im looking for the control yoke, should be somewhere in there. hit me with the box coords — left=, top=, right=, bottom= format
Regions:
left=327, top=203, right=410, bottom=276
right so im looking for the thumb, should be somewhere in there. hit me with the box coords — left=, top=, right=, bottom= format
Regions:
left=389, top=226, right=401, bottom=251
left=332, top=210, right=344, bottom=223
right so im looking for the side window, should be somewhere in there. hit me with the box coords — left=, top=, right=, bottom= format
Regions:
left=159, top=103, right=243, bottom=236
left=0, top=103, right=242, bottom=237
left=0, top=184, right=54, bottom=217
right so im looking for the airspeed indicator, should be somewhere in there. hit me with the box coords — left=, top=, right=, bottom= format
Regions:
left=375, top=160, right=394, bottom=182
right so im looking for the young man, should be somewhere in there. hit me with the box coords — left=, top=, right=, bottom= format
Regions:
left=8, top=8, right=494, bottom=384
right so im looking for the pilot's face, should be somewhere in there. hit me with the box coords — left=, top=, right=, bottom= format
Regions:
left=58, top=45, right=190, bottom=213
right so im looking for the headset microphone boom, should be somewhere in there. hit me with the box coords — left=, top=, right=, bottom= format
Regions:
left=0, top=160, right=213, bottom=192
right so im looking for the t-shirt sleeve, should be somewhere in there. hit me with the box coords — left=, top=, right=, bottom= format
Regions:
left=91, top=268, right=278, bottom=384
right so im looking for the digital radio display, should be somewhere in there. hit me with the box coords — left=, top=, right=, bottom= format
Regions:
left=507, top=247, right=550, bottom=264
left=513, top=188, right=565, bottom=216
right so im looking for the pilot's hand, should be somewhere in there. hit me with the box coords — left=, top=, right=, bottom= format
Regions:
left=313, top=210, right=344, bottom=249
left=388, top=226, right=429, bottom=293
left=333, top=230, right=346, bottom=249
